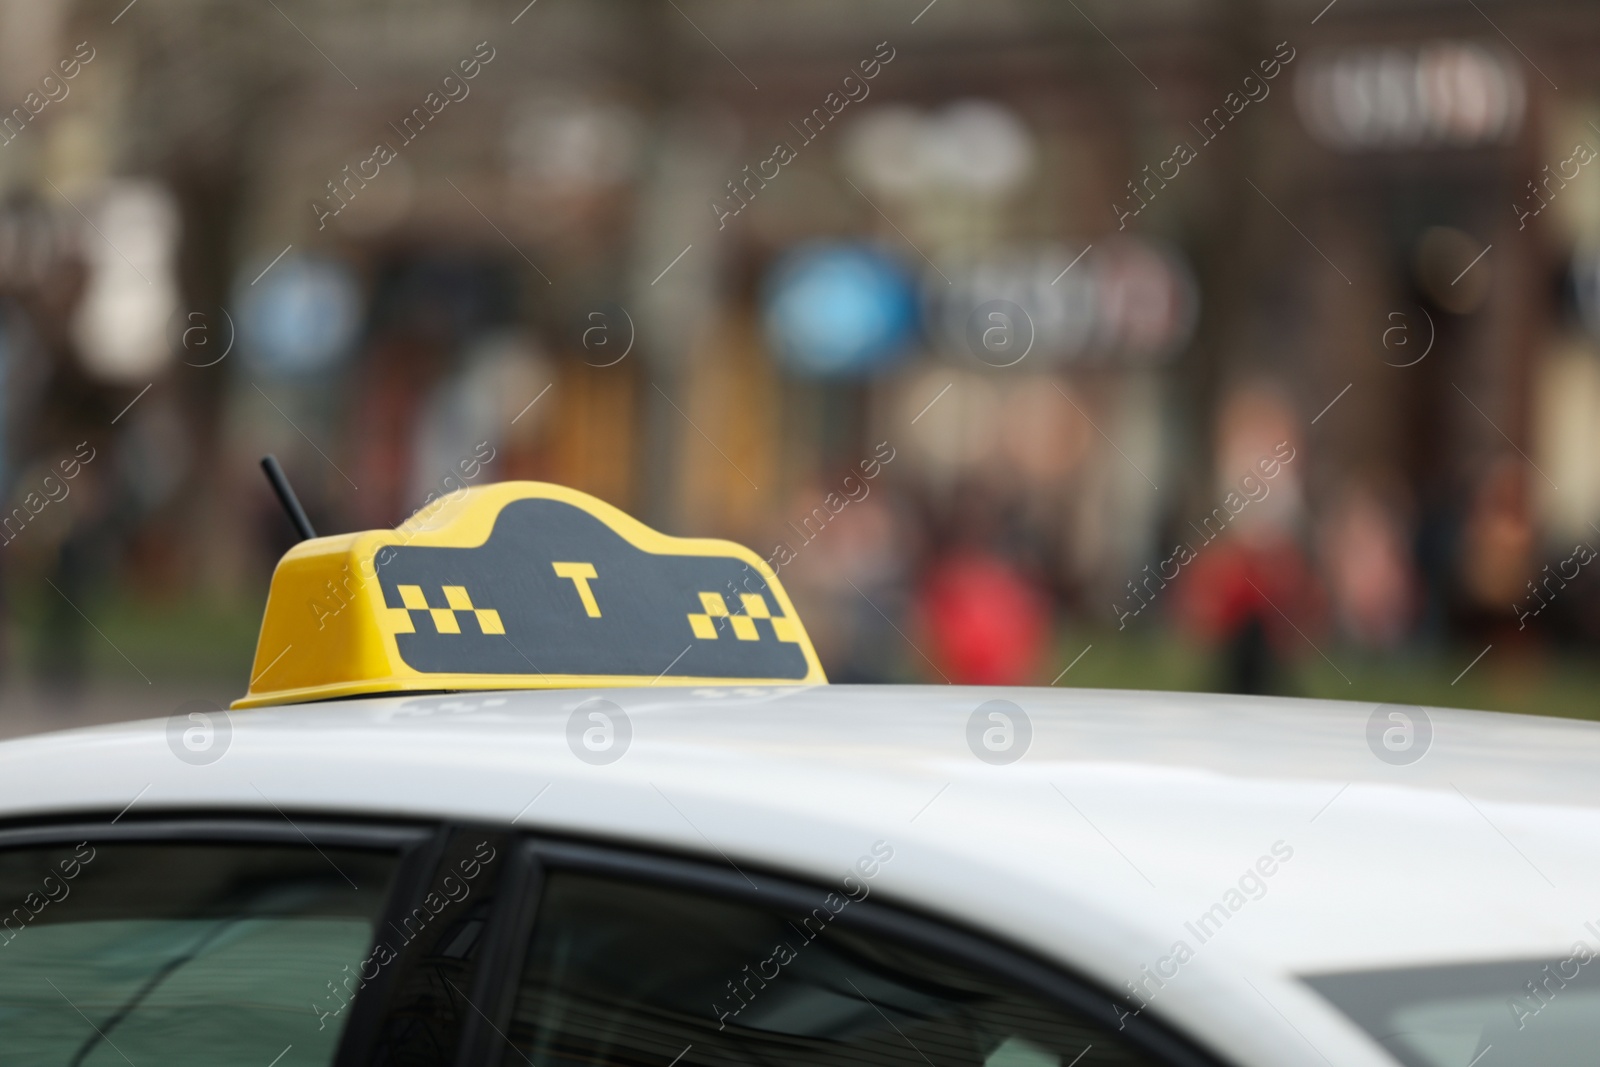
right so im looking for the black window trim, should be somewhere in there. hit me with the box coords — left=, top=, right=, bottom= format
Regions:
left=0, top=811, right=447, bottom=1067
left=454, top=825, right=542, bottom=1067
left=0, top=813, right=432, bottom=852
left=470, top=835, right=1234, bottom=1067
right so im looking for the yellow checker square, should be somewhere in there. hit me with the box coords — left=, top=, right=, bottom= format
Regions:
left=442, top=585, right=504, bottom=634
left=393, top=583, right=504, bottom=636
left=688, top=592, right=728, bottom=641
left=686, top=590, right=798, bottom=642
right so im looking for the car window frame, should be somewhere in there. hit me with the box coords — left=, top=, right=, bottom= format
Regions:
left=0, top=813, right=449, bottom=1067
left=0, top=818, right=1245, bottom=1067
left=461, top=835, right=1234, bottom=1067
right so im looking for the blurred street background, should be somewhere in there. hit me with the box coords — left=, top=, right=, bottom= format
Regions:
left=1, top=0, right=1599, bottom=734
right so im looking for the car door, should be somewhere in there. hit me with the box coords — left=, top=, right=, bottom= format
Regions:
left=454, top=838, right=1228, bottom=1067
left=0, top=819, right=1229, bottom=1067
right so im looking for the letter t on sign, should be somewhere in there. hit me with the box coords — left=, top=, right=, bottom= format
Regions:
left=552, top=562, right=602, bottom=617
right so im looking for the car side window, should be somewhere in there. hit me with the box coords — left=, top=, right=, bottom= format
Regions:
left=0, top=839, right=398, bottom=1067
left=500, top=870, right=1165, bottom=1067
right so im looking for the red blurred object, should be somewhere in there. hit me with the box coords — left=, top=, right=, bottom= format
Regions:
left=1175, top=536, right=1319, bottom=643
left=919, top=551, right=1050, bottom=685
left=1172, top=535, right=1322, bottom=694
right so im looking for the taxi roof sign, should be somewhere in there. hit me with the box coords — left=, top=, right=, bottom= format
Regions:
left=234, top=482, right=826, bottom=708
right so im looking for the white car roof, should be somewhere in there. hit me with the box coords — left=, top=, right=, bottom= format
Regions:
left=2, top=684, right=1596, bottom=1067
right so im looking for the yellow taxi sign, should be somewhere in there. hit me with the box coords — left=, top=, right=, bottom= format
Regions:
left=234, top=482, right=826, bottom=708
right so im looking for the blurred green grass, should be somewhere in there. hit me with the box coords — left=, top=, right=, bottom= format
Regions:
left=31, top=596, right=263, bottom=687
left=33, top=597, right=1600, bottom=723
left=1042, top=627, right=1600, bottom=722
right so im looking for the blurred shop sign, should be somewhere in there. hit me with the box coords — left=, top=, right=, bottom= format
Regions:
left=73, top=181, right=180, bottom=383
left=234, top=255, right=361, bottom=377
left=505, top=93, right=644, bottom=234
left=1295, top=42, right=1524, bottom=151
left=842, top=100, right=1035, bottom=199
left=507, top=95, right=643, bottom=192
left=763, top=242, right=919, bottom=378
left=927, top=239, right=1197, bottom=369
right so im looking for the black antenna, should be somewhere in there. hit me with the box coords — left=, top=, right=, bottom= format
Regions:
left=260, top=455, right=317, bottom=541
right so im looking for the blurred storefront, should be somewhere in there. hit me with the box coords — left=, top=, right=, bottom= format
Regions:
left=1, top=0, right=1599, bottom=708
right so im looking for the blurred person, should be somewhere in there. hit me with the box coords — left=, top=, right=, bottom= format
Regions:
left=2, top=231, right=122, bottom=700
left=347, top=334, right=438, bottom=530
left=915, top=480, right=1051, bottom=686
left=1175, top=534, right=1319, bottom=696
left=773, top=470, right=917, bottom=683
left=802, top=487, right=915, bottom=683
left=36, top=464, right=114, bottom=702
left=1317, top=480, right=1419, bottom=648
left=0, top=305, right=26, bottom=680
left=1455, top=457, right=1535, bottom=645
left=918, top=549, right=1050, bottom=685
left=1173, top=383, right=1316, bottom=694
left=28, top=426, right=118, bottom=702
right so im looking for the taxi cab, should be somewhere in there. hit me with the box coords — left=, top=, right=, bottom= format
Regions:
left=0, top=480, right=1595, bottom=1067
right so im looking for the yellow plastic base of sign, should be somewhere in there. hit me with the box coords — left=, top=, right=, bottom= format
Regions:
left=234, top=482, right=826, bottom=708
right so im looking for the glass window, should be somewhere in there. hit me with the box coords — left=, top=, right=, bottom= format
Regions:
left=503, top=870, right=1164, bottom=1067
left=0, top=838, right=399, bottom=1067
left=1306, top=957, right=1600, bottom=1067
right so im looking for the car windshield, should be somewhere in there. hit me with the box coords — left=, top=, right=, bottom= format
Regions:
left=1305, top=957, right=1600, bottom=1067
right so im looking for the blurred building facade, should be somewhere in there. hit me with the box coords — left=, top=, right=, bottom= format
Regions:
left=2, top=0, right=1600, bottom=692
